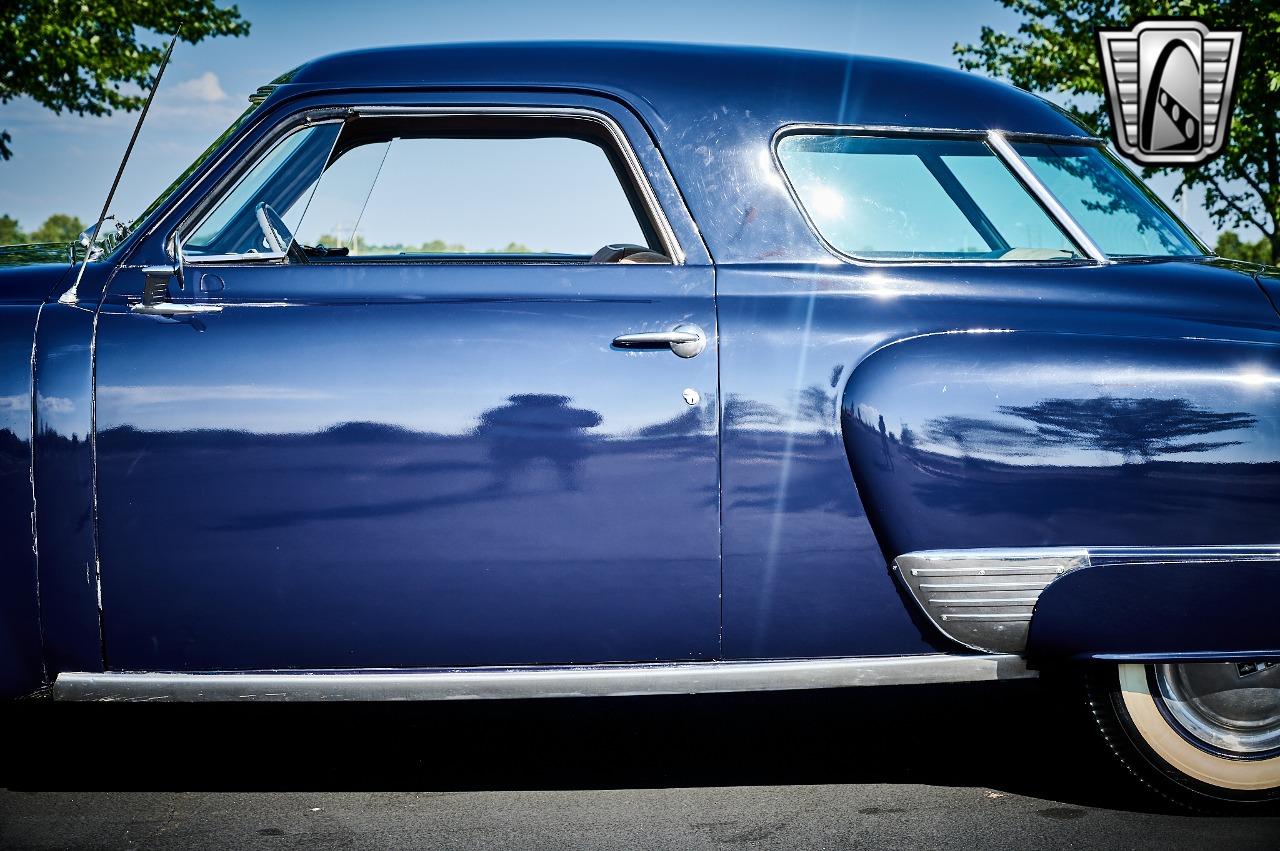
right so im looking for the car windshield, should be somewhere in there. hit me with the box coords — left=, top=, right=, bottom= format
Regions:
left=1011, top=142, right=1206, bottom=258
left=109, top=104, right=263, bottom=253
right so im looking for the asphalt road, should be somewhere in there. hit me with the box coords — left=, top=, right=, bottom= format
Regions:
left=2, top=680, right=1278, bottom=849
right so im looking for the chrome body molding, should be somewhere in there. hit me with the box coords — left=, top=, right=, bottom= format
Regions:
left=52, top=653, right=1035, bottom=702
left=895, top=546, right=1280, bottom=654
left=895, top=548, right=1091, bottom=654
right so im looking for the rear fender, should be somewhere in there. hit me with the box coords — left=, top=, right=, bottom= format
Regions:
left=843, top=330, right=1280, bottom=660
left=842, top=330, right=1280, bottom=554
left=1027, top=549, right=1280, bottom=661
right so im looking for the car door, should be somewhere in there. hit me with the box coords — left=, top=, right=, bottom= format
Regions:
left=92, top=101, right=719, bottom=671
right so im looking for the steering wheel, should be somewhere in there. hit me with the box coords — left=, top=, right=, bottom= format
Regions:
left=254, top=202, right=307, bottom=262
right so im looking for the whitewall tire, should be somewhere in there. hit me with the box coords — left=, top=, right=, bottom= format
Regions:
left=1090, top=662, right=1280, bottom=810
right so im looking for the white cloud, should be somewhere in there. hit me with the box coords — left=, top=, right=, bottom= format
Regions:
left=35, top=394, right=74, bottom=414
left=170, top=72, right=228, bottom=104
left=98, top=385, right=333, bottom=405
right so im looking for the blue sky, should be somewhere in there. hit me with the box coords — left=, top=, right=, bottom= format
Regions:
left=0, top=0, right=1228, bottom=243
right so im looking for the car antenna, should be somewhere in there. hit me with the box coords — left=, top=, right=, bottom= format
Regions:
left=60, top=27, right=182, bottom=306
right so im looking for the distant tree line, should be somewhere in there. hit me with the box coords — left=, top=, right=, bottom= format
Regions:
left=314, top=234, right=535, bottom=255
left=0, top=213, right=84, bottom=246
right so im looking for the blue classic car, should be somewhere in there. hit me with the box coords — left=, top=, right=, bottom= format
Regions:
left=2, top=42, right=1277, bottom=809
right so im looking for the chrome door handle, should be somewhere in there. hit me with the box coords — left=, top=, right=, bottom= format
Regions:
left=131, top=302, right=224, bottom=316
left=612, top=324, right=706, bottom=358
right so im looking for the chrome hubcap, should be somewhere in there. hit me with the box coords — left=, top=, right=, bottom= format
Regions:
left=1153, top=662, right=1280, bottom=756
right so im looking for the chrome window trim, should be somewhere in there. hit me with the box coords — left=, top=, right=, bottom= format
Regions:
left=775, top=123, right=1105, bottom=146
left=178, top=105, right=684, bottom=268
left=51, top=653, right=1035, bottom=702
left=986, top=131, right=1110, bottom=263
left=182, top=251, right=287, bottom=264
left=176, top=115, right=345, bottom=267
left=769, top=122, right=1109, bottom=267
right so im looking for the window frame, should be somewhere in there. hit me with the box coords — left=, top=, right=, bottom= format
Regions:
left=174, top=105, right=686, bottom=268
left=179, top=117, right=345, bottom=264
left=770, top=123, right=1122, bottom=268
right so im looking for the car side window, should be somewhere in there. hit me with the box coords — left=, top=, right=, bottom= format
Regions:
left=182, top=113, right=671, bottom=264
left=183, top=121, right=342, bottom=260
left=775, top=133, right=1083, bottom=262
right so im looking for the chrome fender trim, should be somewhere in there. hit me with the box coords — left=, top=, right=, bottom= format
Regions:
left=895, top=546, right=1280, bottom=654
left=52, top=653, right=1034, bottom=702
left=895, top=548, right=1090, bottom=654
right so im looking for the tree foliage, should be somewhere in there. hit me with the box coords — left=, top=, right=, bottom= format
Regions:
left=956, top=1, right=1280, bottom=263
left=0, top=215, right=24, bottom=246
left=0, top=1, right=250, bottom=161
left=28, top=213, right=85, bottom=244
left=1216, top=229, right=1273, bottom=263
left=0, top=212, right=86, bottom=245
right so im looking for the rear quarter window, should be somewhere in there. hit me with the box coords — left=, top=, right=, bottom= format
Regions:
left=775, top=133, right=1081, bottom=262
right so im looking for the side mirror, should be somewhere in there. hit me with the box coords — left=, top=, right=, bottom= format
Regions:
left=77, top=226, right=104, bottom=262
left=76, top=213, right=120, bottom=261
left=77, top=215, right=125, bottom=261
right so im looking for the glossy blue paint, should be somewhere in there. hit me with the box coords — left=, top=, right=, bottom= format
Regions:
left=0, top=256, right=72, bottom=300
left=94, top=259, right=720, bottom=671
left=4, top=43, right=1278, bottom=692
left=1256, top=268, right=1280, bottom=316
left=844, top=323, right=1280, bottom=555
left=717, top=268, right=944, bottom=659
left=1028, top=552, right=1280, bottom=661
left=0, top=260, right=88, bottom=698
left=32, top=296, right=107, bottom=675
left=93, top=87, right=722, bottom=672
left=0, top=297, right=43, bottom=697
left=722, top=258, right=1280, bottom=658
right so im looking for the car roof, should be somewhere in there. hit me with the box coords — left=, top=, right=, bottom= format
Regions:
left=275, top=42, right=1097, bottom=264
left=285, top=41, right=1094, bottom=139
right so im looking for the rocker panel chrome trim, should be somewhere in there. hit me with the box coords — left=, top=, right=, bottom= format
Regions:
left=52, top=653, right=1034, bottom=702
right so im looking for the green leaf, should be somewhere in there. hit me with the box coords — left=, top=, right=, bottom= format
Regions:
left=956, top=0, right=1280, bottom=262
left=0, top=1, right=250, bottom=158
